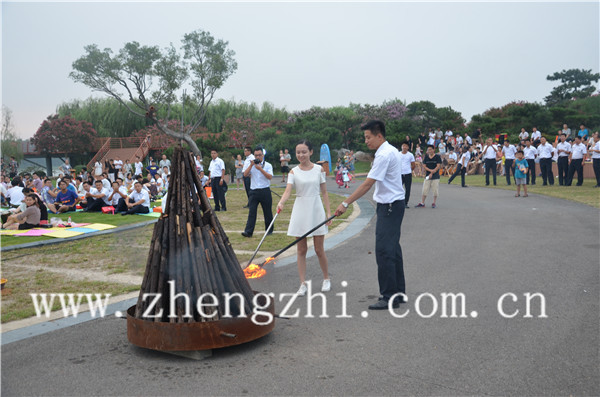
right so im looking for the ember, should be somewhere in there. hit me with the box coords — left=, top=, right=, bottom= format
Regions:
left=244, top=264, right=266, bottom=279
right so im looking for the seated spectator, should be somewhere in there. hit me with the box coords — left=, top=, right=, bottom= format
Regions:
left=100, top=173, right=111, bottom=190
left=31, top=173, right=44, bottom=192
left=83, top=180, right=111, bottom=212
left=199, top=170, right=209, bottom=187
left=6, top=178, right=25, bottom=207
left=61, top=175, right=78, bottom=194
left=0, top=182, right=6, bottom=206
left=116, top=181, right=150, bottom=215
left=78, top=181, right=93, bottom=209
left=41, top=178, right=58, bottom=208
left=107, top=181, right=128, bottom=207
left=31, top=194, right=48, bottom=222
left=47, top=180, right=79, bottom=213
left=1, top=194, right=41, bottom=230
left=146, top=160, right=160, bottom=179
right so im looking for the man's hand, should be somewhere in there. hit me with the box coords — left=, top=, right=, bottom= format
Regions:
left=219, top=179, right=223, bottom=186
left=335, top=203, right=347, bottom=217
left=254, top=163, right=263, bottom=171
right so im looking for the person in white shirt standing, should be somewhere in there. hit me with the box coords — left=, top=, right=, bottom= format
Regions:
left=134, top=156, right=143, bottom=177
left=589, top=131, right=600, bottom=187
left=537, top=136, right=555, bottom=186
left=448, top=145, right=472, bottom=187
left=480, top=137, right=499, bottom=186
left=242, top=147, right=274, bottom=238
left=567, top=136, right=587, bottom=186
left=208, top=149, right=227, bottom=211
left=523, top=139, right=538, bottom=185
left=501, top=140, right=517, bottom=185
left=398, top=142, right=415, bottom=208
left=555, top=133, right=572, bottom=186
left=335, top=120, right=406, bottom=310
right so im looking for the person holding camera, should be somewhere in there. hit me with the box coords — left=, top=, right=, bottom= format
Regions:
left=241, top=147, right=274, bottom=238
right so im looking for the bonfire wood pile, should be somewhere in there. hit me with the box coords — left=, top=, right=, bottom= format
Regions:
left=134, top=147, right=254, bottom=322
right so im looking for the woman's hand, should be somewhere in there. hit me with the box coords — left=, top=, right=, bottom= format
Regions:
left=326, top=214, right=333, bottom=226
left=276, top=201, right=284, bottom=213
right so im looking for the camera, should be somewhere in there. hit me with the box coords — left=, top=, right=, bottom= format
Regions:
left=253, top=159, right=261, bottom=165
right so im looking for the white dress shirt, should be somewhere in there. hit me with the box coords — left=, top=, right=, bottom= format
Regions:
left=242, top=154, right=255, bottom=173
left=502, top=145, right=517, bottom=160
left=556, top=141, right=572, bottom=157
left=523, top=146, right=537, bottom=160
left=129, top=189, right=150, bottom=208
left=537, top=143, right=554, bottom=159
left=367, top=141, right=404, bottom=204
left=459, top=151, right=471, bottom=167
left=208, top=157, right=226, bottom=178
left=519, top=131, right=529, bottom=140
left=591, top=141, right=600, bottom=159
left=249, top=161, right=273, bottom=190
left=398, top=151, right=415, bottom=175
left=91, top=187, right=111, bottom=205
left=571, top=143, right=587, bottom=160
left=531, top=131, right=542, bottom=141
left=482, top=145, right=499, bottom=160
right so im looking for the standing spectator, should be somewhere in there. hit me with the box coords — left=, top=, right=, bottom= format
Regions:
left=434, top=127, right=443, bottom=147
left=518, top=128, right=529, bottom=142
left=589, top=131, right=600, bottom=187
left=501, top=140, right=517, bottom=185
left=159, top=154, right=171, bottom=173
left=208, top=149, right=226, bottom=212
left=444, top=129, right=453, bottom=142
left=531, top=127, right=542, bottom=147
left=334, top=120, right=406, bottom=310
left=562, top=124, right=572, bottom=140
left=448, top=145, right=472, bottom=187
left=416, top=145, right=442, bottom=208
left=47, top=180, right=79, bottom=213
left=8, top=157, right=18, bottom=178
left=578, top=124, right=589, bottom=142
left=556, top=133, right=571, bottom=186
left=438, top=140, right=446, bottom=155
left=537, top=136, right=555, bottom=186
left=427, top=128, right=436, bottom=146
left=61, top=159, right=72, bottom=176
left=242, top=147, right=273, bottom=237
left=134, top=156, right=143, bottom=177
left=514, top=150, right=529, bottom=197
left=403, top=135, right=414, bottom=152
left=418, top=131, right=427, bottom=152
left=105, top=159, right=116, bottom=182
left=94, top=159, right=103, bottom=177
left=242, top=146, right=254, bottom=208
left=566, top=136, right=587, bottom=186
left=117, top=181, right=150, bottom=215
left=277, top=140, right=332, bottom=295
left=113, top=156, right=123, bottom=179
left=398, top=142, right=415, bottom=208
left=523, top=139, right=538, bottom=185
left=464, top=132, right=473, bottom=146
left=123, top=159, right=133, bottom=176
left=472, top=128, right=482, bottom=144
left=481, top=137, right=499, bottom=186
left=280, top=148, right=291, bottom=183
left=455, top=134, right=464, bottom=148
left=234, top=154, right=244, bottom=190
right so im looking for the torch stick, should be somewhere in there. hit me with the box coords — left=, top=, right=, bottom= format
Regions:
left=257, top=214, right=336, bottom=268
left=245, top=208, right=281, bottom=268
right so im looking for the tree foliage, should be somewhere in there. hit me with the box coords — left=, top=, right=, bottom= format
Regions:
left=1, top=105, right=23, bottom=161
left=31, top=115, right=97, bottom=154
left=544, top=68, right=600, bottom=106
left=70, top=29, right=238, bottom=156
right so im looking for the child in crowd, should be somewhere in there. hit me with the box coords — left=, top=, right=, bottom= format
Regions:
left=514, top=150, right=529, bottom=197
left=342, top=166, right=350, bottom=188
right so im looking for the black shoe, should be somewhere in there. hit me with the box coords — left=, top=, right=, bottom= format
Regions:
left=405, top=204, right=409, bottom=208
left=120, top=212, right=127, bottom=216
left=368, top=299, right=390, bottom=310
left=462, top=185, right=468, bottom=188
left=485, top=183, right=489, bottom=186
left=266, top=231, right=273, bottom=236
left=594, top=185, right=600, bottom=188
left=576, top=184, right=582, bottom=186
left=241, top=232, right=252, bottom=238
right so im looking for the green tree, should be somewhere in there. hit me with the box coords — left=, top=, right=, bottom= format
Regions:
left=544, top=68, right=600, bottom=106
left=1, top=105, right=23, bottom=161
left=70, top=29, right=237, bottom=156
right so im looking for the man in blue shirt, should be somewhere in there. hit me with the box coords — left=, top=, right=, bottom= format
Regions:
left=47, top=180, right=79, bottom=213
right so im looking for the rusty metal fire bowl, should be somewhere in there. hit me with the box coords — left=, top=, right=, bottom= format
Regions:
left=126, top=293, right=275, bottom=351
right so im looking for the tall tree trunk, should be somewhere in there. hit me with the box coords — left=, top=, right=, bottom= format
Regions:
left=156, top=124, right=202, bottom=158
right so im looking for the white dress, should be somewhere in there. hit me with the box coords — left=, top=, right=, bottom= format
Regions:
left=287, top=164, right=328, bottom=237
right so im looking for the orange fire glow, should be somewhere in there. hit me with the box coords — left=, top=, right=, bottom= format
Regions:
left=244, top=264, right=266, bottom=279
left=264, top=257, right=276, bottom=264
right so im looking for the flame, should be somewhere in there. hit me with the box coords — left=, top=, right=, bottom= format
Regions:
left=244, top=264, right=266, bottom=279
left=264, top=257, right=276, bottom=264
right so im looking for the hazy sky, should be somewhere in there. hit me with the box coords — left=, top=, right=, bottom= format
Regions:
left=2, top=1, right=599, bottom=139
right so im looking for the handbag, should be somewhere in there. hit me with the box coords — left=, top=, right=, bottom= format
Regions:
left=101, top=206, right=115, bottom=214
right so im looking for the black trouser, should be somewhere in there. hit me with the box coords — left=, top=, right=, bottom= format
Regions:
left=448, top=164, right=466, bottom=186
left=557, top=157, right=569, bottom=185
left=484, top=159, right=497, bottom=185
left=211, top=177, right=226, bottom=211
left=85, top=197, right=105, bottom=212
left=116, top=197, right=149, bottom=214
left=526, top=159, right=536, bottom=185
left=539, top=158, right=554, bottom=185
left=243, top=176, right=251, bottom=202
left=375, top=200, right=405, bottom=302
left=567, top=159, right=583, bottom=186
left=244, top=187, right=273, bottom=235
left=593, top=159, right=600, bottom=186
left=401, top=174, right=412, bottom=205
left=504, top=159, right=514, bottom=185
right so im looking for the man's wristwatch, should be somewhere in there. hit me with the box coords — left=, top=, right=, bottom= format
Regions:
left=341, top=202, right=349, bottom=208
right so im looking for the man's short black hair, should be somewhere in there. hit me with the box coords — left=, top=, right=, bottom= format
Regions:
left=76, top=177, right=83, bottom=182
left=244, top=146, right=252, bottom=152
left=254, top=147, right=263, bottom=154
left=361, top=120, right=386, bottom=137
left=427, top=145, right=435, bottom=150
left=516, top=150, right=524, bottom=155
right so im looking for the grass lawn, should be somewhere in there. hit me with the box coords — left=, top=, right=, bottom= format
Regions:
left=415, top=174, right=599, bottom=208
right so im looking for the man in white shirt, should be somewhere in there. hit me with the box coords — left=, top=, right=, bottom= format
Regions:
left=398, top=142, right=415, bottom=208
left=448, top=145, right=472, bottom=187
left=567, top=136, right=587, bottom=186
left=335, top=120, right=406, bottom=311
left=108, top=181, right=128, bottom=206
left=537, top=136, right=555, bottom=186
left=501, top=140, right=517, bottom=185
left=518, top=128, right=529, bottom=142
left=427, top=129, right=436, bottom=146
left=589, top=131, right=600, bottom=187
left=241, top=147, right=274, bottom=238
left=456, top=135, right=464, bottom=147
left=562, top=124, right=572, bottom=140
left=480, top=137, right=499, bottom=186
left=208, top=149, right=227, bottom=211
left=195, top=155, right=203, bottom=173
left=159, top=154, right=171, bottom=173
left=6, top=179, right=25, bottom=207
left=113, top=156, right=123, bottom=177
left=531, top=127, right=542, bottom=146
left=464, top=133, right=472, bottom=146
left=118, top=181, right=150, bottom=215
left=84, top=180, right=111, bottom=212
left=523, top=139, right=538, bottom=185
left=242, top=146, right=255, bottom=208
left=444, top=129, right=453, bottom=141
left=555, top=133, right=571, bottom=186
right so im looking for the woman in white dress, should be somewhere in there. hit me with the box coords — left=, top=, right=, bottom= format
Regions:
left=94, top=161, right=103, bottom=178
left=277, top=140, right=332, bottom=296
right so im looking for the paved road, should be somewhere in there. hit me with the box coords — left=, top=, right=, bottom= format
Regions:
left=2, top=179, right=598, bottom=396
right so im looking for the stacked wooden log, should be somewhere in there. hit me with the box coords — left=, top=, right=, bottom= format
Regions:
left=134, top=147, right=255, bottom=323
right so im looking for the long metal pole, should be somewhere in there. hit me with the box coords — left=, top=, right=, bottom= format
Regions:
left=245, top=209, right=280, bottom=268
